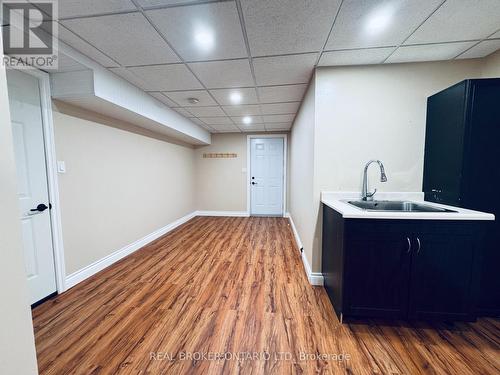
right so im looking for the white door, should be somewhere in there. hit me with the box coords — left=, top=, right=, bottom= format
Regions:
left=7, top=70, right=57, bottom=304
left=250, top=138, right=284, bottom=216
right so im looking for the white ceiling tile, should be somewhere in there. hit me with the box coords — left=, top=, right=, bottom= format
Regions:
left=318, top=47, right=395, bottom=66
left=232, top=116, right=263, bottom=124
left=146, top=2, right=247, bottom=61
left=62, top=13, right=180, bottom=66
left=199, top=123, right=215, bottom=132
left=260, top=102, right=300, bottom=115
left=257, top=84, right=307, bottom=103
left=263, top=114, right=295, bottom=123
left=188, top=59, right=254, bottom=88
left=457, top=40, right=500, bottom=59
left=241, top=0, right=341, bottom=56
left=209, top=88, right=259, bottom=105
left=189, top=117, right=208, bottom=126
left=198, top=117, right=234, bottom=125
left=241, top=124, right=266, bottom=132
left=148, top=92, right=178, bottom=107
left=171, top=107, right=194, bottom=117
left=211, top=124, right=241, bottom=132
left=187, top=106, right=225, bottom=117
left=490, top=30, right=500, bottom=39
left=386, top=42, right=477, bottom=64
left=56, top=53, right=89, bottom=72
left=222, top=105, right=261, bottom=116
left=127, top=64, right=202, bottom=90
left=253, top=54, right=317, bottom=86
left=265, top=122, right=292, bottom=130
left=58, top=0, right=136, bottom=19
left=109, top=67, right=151, bottom=88
left=325, top=0, right=442, bottom=50
left=56, top=24, right=119, bottom=67
left=137, top=0, right=204, bottom=7
left=407, top=0, right=500, bottom=45
left=164, top=90, right=217, bottom=106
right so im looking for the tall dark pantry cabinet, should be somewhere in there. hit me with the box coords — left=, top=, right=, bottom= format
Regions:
left=423, top=78, right=500, bottom=316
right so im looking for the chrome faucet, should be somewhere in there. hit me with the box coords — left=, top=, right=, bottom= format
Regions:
left=362, top=160, right=387, bottom=201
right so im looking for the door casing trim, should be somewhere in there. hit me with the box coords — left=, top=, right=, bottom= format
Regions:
left=11, top=68, right=67, bottom=294
left=246, top=134, right=288, bottom=217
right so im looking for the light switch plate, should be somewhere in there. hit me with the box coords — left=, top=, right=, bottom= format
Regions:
left=57, top=161, right=66, bottom=174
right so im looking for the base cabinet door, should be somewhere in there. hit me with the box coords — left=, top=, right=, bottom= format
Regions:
left=408, top=231, right=478, bottom=321
left=344, top=229, right=411, bottom=319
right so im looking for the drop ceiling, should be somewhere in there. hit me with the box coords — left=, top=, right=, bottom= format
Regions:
left=28, top=0, right=500, bottom=133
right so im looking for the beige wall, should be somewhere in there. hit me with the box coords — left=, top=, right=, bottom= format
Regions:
left=482, top=50, right=500, bottom=77
left=314, top=59, right=484, bottom=194
left=195, top=133, right=248, bottom=212
left=195, top=132, right=290, bottom=213
left=0, top=33, right=39, bottom=374
left=53, top=104, right=197, bottom=275
left=289, top=76, right=316, bottom=268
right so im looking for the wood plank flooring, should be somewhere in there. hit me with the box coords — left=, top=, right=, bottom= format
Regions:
left=33, top=216, right=500, bottom=374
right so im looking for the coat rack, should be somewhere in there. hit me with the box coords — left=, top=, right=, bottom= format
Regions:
left=203, top=153, right=237, bottom=158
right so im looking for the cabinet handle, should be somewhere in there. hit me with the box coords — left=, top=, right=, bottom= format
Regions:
left=416, top=237, right=421, bottom=253
left=406, top=237, right=411, bottom=253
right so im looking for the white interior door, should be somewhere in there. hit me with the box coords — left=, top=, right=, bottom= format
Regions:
left=250, top=138, right=284, bottom=216
left=7, top=69, right=57, bottom=304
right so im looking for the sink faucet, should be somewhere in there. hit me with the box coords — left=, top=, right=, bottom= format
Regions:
left=362, top=160, right=387, bottom=201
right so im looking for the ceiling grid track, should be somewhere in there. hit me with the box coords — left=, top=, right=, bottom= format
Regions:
left=235, top=0, right=265, bottom=131
left=381, top=0, right=447, bottom=64
left=30, top=0, right=500, bottom=135
left=130, top=0, right=228, bottom=132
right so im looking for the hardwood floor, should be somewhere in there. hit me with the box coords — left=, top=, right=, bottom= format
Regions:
left=33, top=216, right=500, bottom=374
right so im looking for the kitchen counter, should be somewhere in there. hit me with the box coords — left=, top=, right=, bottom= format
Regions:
left=321, top=191, right=495, bottom=221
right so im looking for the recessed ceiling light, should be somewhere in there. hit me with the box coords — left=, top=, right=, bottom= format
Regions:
left=187, top=97, right=200, bottom=104
left=243, top=116, right=252, bottom=125
left=230, top=92, right=242, bottom=104
left=365, top=4, right=395, bottom=35
left=194, top=27, right=215, bottom=52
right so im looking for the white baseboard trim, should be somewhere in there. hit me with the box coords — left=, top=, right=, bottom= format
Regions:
left=287, top=214, right=324, bottom=286
left=301, top=254, right=325, bottom=286
left=287, top=213, right=303, bottom=250
left=195, top=210, right=250, bottom=217
left=65, top=211, right=197, bottom=289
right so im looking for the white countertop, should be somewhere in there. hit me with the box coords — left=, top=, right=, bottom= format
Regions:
left=321, top=192, right=495, bottom=221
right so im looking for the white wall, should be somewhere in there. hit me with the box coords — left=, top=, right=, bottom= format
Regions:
left=0, top=32, right=39, bottom=374
left=289, top=77, right=316, bottom=269
left=53, top=103, right=197, bottom=275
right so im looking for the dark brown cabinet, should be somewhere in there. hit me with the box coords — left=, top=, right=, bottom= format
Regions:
left=423, top=78, right=500, bottom=316
left=408, top=228, right=479, bottom=321
left=322, top=205, right=483, bottom=322
left=344, top=223, right=411, bottom=319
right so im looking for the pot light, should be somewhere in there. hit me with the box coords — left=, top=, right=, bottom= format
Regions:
left=242, top=116, right=252, bottom=125
left=365, top=4, right=395, bottom=35
left=229, top=92, right=242, bottom=104
left=194, top=27, right=215, bottom=52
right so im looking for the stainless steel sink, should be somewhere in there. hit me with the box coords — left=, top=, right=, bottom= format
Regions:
left=346, top=200, right=456, bottom=213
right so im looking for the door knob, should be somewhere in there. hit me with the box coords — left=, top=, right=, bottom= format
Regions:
left=30, top=203, right=49, bottom=212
